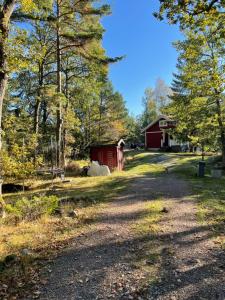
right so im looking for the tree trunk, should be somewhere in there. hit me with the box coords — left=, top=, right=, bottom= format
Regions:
left=0, top=0, right=16, bottom=196
left=98, top=92, right=103, bottom=142
left=62, top=70, right=69, bottom=169
left=216, top=98, right=225, bottom=166
left=34, top=99, right=41, bottom=135
left=56, top=0, right=63, bottom=168
left=33, top=98, right=41, bottom=166
left=33, top=64, right=44, bottom=165
left=88, top=106, right=91, bottom=145
left=42, top=100, right=48, bottom=133
left=34, top=64, right=44, bottom=135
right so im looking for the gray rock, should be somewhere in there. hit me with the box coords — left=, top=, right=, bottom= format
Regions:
left=20, top=248, right=33, bottom=257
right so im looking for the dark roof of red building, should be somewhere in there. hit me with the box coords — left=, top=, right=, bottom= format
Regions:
left=90, top=139, right=125, bottom=148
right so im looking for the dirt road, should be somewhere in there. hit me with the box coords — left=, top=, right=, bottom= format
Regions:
left=38, top=155, right=225, bottom=300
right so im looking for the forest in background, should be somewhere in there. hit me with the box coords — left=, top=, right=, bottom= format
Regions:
left=155, top=0, right=225, bottom=165
left=140, top=0, right=225, bottom=165
left=0, top=0, right=225, bottom=191
left=0, top=1, right=173, bottom=188
left=0, top=0, right=135, bottom=186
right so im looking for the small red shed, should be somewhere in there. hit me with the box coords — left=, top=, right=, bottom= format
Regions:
left=90, top=139, right=125, bottom=171
left=142, top=115, right=177, bottom=150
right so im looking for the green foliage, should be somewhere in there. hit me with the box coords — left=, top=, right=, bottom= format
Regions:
left=4, top=195, right=59, bottom=222
left=1, top=0, right=129, bottom=179
left=2, top=151, right=37, bottom=179
left=73, top=80, right=128, bottom=154
left=141, top=88, right=157, bottom=128
left=157, top=6, right=225, bottom=160
left=2, top=113, right=42, bottom=178
left=125, top=115, right=143, bottom=144
left=155, top=0, right=224, bottom=30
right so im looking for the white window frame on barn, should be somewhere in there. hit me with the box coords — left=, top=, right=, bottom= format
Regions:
left=159, top=120, right=167, bottom=127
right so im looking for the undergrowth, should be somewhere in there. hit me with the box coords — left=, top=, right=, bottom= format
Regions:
left=4, top=196, right=58, bottom=223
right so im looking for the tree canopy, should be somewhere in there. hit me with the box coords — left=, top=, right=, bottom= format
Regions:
left=0, top=0, right=129, bottom=193
left=156, top=0, right=225, bottom=164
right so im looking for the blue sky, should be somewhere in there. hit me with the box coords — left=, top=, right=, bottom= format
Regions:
left=102, top=0, right=182, bottom=116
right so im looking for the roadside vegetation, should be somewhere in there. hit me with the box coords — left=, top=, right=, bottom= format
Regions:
left=170, top=154, right=225, bottom=248
left=0, top=152, right=164, bottom=268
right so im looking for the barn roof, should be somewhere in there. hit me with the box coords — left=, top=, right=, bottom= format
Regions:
left=90, top=139, right=125, bottom=148
left=141, top=115, right=172, bottom=133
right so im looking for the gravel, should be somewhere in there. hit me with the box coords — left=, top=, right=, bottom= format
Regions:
left=32, top=155, right=224, bottom=300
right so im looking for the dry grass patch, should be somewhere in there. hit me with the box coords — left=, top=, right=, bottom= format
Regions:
left=0, top=206, right=100, bottom=261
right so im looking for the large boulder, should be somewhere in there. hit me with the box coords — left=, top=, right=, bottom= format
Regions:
left=87, top=161, right=111, bottom=177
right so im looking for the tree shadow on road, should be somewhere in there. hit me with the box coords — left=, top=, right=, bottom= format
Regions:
left=39, top=218, right=225, bottom=300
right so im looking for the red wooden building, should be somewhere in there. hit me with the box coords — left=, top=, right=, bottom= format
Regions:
left=90, top=139, right=125, bottom=171
left=142, top=115, right=177, bottom=150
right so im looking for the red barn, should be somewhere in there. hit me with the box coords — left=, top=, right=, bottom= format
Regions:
left=142, top=115, right=178, bottom=150
left=90, top=139, right=125, bottom=171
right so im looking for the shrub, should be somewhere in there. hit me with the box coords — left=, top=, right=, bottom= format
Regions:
left=4, top=195, right=59, bottom=222
left=65, top=161, right=81, bottom=176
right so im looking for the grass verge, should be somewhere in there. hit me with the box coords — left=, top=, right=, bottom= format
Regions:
left=171, top=154, right=225, bottom=248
